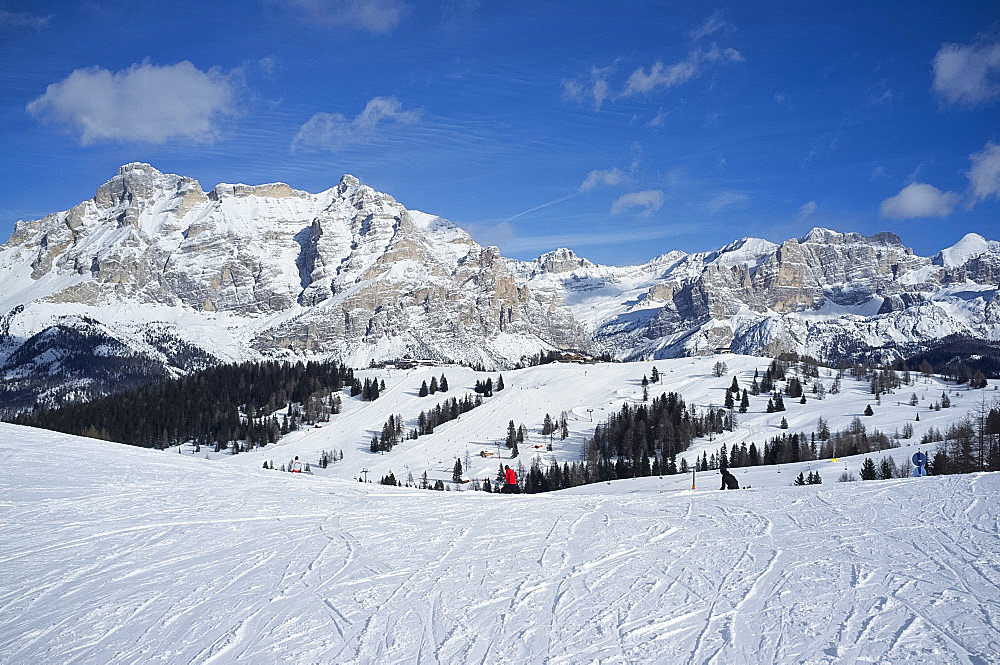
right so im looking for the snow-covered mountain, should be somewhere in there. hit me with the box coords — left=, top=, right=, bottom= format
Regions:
left=2, top=163, right=999, bottom=408
left=515, top=228, right=1000, bottom=361
left=0, top=164, right=585, bottom=407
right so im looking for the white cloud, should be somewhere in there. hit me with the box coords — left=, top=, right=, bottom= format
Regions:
left=259, top=56, right=277, bottom=78
left=591, top=73, right=610, bottom=110
left=932, top=38, right=1000, bottom=106
left=563, top=65, right=613, bottom=110
left=870, top=166, right=887, bottom=181
left=966, top=141, right=1000, bottom=203
left=293, top=96, right=421, bottom=151
left=796, top=201, right=817, bottom=220
left=579, top=167, right=625, bottom=192
left=561, top=79, right=583, bottom=101
left=624, top=45, right=742, bottom=96
left=562, top=67, right=613, bottom=111
left=610, top=190, right=665, bottom=216
left=0, top=9, right=52, bottom=29
left=687, top=11, right=731, bottom=42
left=703, top=191, right=749, bottom=214
left=26, top=60, right=237, bottom=145
left=879, top=183, right=958, bottom=219
left=267, top=0, right=405, bottom=33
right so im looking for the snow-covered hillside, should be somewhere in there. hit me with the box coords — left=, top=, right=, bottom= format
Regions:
left=198, top=354, right=999, bottom=492
left=2, top=422, right=998, bottom=664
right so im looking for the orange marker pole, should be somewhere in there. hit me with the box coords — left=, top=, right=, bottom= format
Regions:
left=692, top=469, right=696, bottom=490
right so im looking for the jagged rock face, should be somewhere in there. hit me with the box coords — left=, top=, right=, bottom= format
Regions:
left=518, top=229, right=1000, bottom=363
left=0, top=164, right=587, bottom=387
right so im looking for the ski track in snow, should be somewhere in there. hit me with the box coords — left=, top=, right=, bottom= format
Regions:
left=2, top=424, right=999, bottom=664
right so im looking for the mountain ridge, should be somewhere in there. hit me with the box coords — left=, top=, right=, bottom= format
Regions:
left=2, top=163, right=999, bottom=410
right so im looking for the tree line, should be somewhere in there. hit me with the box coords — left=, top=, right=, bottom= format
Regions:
left=14, top=360, right=355, bottom=450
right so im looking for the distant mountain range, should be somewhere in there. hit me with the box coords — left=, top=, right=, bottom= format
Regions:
left=2, top=163, right=998, bottom=410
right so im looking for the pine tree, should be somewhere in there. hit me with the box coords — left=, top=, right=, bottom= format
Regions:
left=429, top=376, right=438, bottom=394
left=794, top=472, right=806, bottom=486
left=724, top=390, right=734, bottom=409
left=730, top=376, right=739, bottom=393
left=878, top=456, right=896, bottom=480
left=864, top=404, right=874, bottom=416
left=506, top=420, right=517, bottom=448
left=780, top=417, right=788, bottom=429
left=860, top=457, right=878, bottom=480
left=496, top=374, right=504, bottom=391
left=419, top=380, right=428, bottom=397
left=453, top=458, right=463, bottom=482
left=439, top=374, right=448, bottom=392
left=740, top=389, right=749, bottom=413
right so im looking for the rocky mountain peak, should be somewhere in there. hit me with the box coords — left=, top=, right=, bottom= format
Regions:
left=93, top=162, right=184, bottom=210
left=935, top=232, right=996, bottom=267
left=800, top=227, right=839, bottom=243
left=536, top=248, right=596, bottom=274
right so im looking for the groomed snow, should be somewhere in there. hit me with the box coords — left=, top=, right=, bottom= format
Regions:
left=1, top=423, right=998, bottom=664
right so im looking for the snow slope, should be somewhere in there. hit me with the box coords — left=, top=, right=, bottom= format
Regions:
left=207, top=354, right=998, bottom=492
left=1, top=423, right=998, bottom=664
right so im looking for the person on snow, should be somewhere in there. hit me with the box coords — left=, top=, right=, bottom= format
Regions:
left=502, top=464, right=519, bottom=494
left=720, top=467, right=739, bottom=490
left=291, top=456, right=303, bottom=473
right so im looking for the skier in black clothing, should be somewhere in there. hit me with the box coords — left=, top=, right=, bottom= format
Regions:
left=720, top=468, right=739, bottom=490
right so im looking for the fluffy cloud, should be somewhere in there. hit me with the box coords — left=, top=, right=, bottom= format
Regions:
left=26, top=60, right=237, bottom=144
left=610, top=190, right=664, bottom=216
left=932, top=38, right=1000, bottom=106
left=796, top=201, right=818, bottom=219
left=267, top=0, right=405, bottom=33
left=562, top=66, right=613, bottom=110
left=293, top=96, right=421, bottom=151
left=579, top=167, right=625, bottom=192
left=879, top=183, right=958, bottom=219
left=966, top=141, right=1000, bottom=203
left=624, top=46, right=742, bottom=96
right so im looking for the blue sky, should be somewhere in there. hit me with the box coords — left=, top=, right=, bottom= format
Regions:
left=1, top=1, right=998, bottom=265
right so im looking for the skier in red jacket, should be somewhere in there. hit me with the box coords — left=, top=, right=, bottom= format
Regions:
left=502, top=465, right=519, bottom=493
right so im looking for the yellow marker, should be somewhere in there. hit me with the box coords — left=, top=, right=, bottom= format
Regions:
left=831, top=458, right=838, bottom=462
